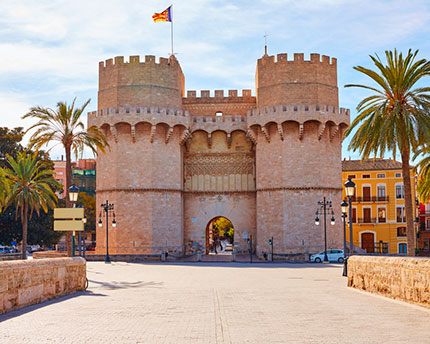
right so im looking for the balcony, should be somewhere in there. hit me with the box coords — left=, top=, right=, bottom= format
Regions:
left=358, top=217, right=377, bottom=224
left=419, top=211, right=430, bottom=216
left=355, top=196, right=389, bottom=203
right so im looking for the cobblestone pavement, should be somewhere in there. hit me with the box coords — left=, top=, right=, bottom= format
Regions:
left=1, top=262, right=430, bottom=344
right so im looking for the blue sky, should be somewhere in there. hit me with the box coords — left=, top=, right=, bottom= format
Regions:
left=0, top=0, right=429, bottom=160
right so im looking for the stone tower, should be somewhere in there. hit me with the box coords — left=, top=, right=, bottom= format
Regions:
left=88, top=52, right=350, bottom=258
left=249, top=53, right=348, bottom=255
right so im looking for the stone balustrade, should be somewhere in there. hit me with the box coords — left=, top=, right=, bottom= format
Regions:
left=0, top=257, right=86, bottom=314
left=347, top=255, right=430, bottom=307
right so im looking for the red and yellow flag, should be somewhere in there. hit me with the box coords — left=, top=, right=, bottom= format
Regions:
left=152, top=6, right=172, bottom=22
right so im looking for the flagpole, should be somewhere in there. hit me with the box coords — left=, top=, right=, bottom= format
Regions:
left=170, top=4, right=174, bottom=56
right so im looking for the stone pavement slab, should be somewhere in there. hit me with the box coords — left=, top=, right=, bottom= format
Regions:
left=1, top=262, right=429, bottom=344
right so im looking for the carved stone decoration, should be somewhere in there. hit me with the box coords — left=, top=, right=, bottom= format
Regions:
left=299, top=123, right=304, bottom=140
left=261, top=126, right=270, bottom=143
left=184, top=153, right=255, bottom=176
left=130, top=124, right=136, bottom=142
left=110, top=125, right=118, bottom=143
left=216, top=195, right=223, bottom=201
left=318, top=123, right=326, bottom=140
left=165, top=127, right=174, bottom=144
left=277, top=123, right=284, bottom=141
left=330, top=125, right=339, bottom=142
left=150, top=124, right=156, bottom=143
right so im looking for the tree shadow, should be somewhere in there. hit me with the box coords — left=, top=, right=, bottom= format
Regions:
left=0, top=289, right=106, bottom=322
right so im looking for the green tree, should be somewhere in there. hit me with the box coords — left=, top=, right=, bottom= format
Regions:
left=23, top=98, right=108, bottom=255
left=415, top=146, right=430, bottom=203
left=0, top=127, right=24, bottom=168
left=76, top=192, right=96, bottom=238
left=3, top=151, right=60, bottom=259
left=344, top=49, right=430, bottom=256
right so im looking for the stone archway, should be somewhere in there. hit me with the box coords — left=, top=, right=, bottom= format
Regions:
left=205, top=216, right=234, bottom=254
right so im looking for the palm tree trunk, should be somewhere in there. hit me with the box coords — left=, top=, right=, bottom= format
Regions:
left=22, top=203, right=28, bottom=260
left=401, top=150, right=416, bottom=256
left=65, top=144, right=73, bottom=256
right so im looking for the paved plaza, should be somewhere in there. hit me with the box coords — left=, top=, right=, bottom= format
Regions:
left=1, top=261, right=430, bottom=343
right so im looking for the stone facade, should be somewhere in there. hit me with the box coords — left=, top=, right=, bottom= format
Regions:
left=348, top=255, right=430, bottom=307
left=0, top=257, right=86, bottom=314
left=88, top=52, right=350, bottom=257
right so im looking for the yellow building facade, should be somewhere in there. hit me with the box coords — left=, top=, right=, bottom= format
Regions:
left=342, top=159, right=415, bottom=254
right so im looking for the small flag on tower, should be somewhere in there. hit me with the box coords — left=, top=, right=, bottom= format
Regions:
left=152, top=6, right=172, bottom=22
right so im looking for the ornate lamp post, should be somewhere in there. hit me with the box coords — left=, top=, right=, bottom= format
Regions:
left=82, top=215, right=87, bottom=258
left=315, top=197, right=335, bottom=262
left=344, top=178, right=356, bottom=256
left=341, top=200, right=348, bottom=277
left=98, top=200, right=116, bottom=263
left=68, top=185, right=79, bottom=256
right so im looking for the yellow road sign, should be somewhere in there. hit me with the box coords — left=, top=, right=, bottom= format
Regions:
left=54, top=220, right=84, bottom=231
left=54, top=208, right=84, bottom=219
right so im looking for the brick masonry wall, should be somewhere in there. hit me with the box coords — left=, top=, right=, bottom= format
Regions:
left=0, top=257, right=86, bottom=314
left=348, top=256, right=430, bottom=307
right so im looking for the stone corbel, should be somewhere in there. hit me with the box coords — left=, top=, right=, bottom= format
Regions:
left=226, top=132, right=232, bottom=149
left=246, top=129, right=257, bottom=144
left=277, top=123, right=284, bottom=141
left=330, top=125, right=339, bottom=142
left=261, top=126, right=270, bottom=143
left=165, top=127, right=174, bottom=144
left=179, top=129, right=191, bottom=145
left=130, top=124, right=136, bottom=143
left=207, top=132, right=212, bottom=149
left=150, top=124, right=156, bottom=143
left=110, top=125, right=118, bottom=143
left=298, top=123, right=304, bottom=140
left=318, top=123, right=326, bottom=140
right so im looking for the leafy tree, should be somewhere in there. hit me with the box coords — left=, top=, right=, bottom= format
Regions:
left=76, top=192, right=96, bottom=236
left=415, top=146, right=430, bottom=203
left=344, top=49, right=430, bottom=256
left=0, top=127, right=24, bottom=167
left=213, top=217, right=234, bottom=243
left=3, top=151, right=60, bottom=259
left=23, top=98, right=108, bottom=255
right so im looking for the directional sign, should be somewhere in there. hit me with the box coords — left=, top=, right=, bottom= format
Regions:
left=54, top=208, right=84, bottom=232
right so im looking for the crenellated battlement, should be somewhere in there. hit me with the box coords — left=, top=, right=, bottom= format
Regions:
left=190, top=114, right=247, bottom=134
left=183, top=89, right=255, bottom=106
left=246, top=104, right=350, bottom=128
left=88, top=106, right=190, bottom=129
left=99, top=55, right=178, bottom=69
left=257, top=53, right=337, bottom=66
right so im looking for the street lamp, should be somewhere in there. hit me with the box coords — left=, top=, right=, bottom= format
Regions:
left=315, top=197, right=335, bottom=262
left=341, top=200, right=348, bottom=277
left=344, top=178, right=356, bottom=256
left=99, top=200, right=115, bottom=263
left=68, top=185, right=79, bottom=256
left=82, top=215, right=87, bottom=258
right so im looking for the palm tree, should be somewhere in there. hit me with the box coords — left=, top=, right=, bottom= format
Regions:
left=344, top=49, right=430, bottom=256
left=0, top=167, right=7, bottom=212
left=3, top=151, right=60, bottom=259
left=415, top=146, right=430, bottom=203
left=23, top=98, right=108, bottom=256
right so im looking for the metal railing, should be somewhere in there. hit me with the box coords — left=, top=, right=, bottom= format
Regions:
left=355, top=196, right=389, bottom=203
left=357, top=217, right=377, bottom=224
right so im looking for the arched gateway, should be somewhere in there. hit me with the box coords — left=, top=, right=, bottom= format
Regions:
left=206, top=217, right=234, bottom=254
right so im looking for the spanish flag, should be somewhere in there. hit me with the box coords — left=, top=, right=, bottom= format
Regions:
left=152, top=6, right=172, bottom=22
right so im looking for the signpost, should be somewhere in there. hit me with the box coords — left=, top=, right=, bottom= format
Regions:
left=54, top=208, right=84, bottom=255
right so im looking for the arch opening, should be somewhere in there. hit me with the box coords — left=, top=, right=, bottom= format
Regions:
left=206, top=216, right=234, bottom=255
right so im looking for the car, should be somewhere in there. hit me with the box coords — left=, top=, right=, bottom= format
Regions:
left=0, top=246, right=12, bottom=254
left=310, top=249, right=345, bottom=263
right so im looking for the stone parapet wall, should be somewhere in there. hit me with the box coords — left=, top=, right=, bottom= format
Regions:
left=0, top=257, right=86, bottom=314
left=347, top=256, right=430, bottom=307
left=32, top=251, right=69, bottom=259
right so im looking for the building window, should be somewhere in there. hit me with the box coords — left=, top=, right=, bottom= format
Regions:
left=56, top=171, right=63, bottom=175
left=378, top=208, right=386, bottom=223
left=216, top=111, right=223, bottom=117
left=352, top=208, right=357, bottom=223
left=377, top=185, right=386, bottom=201
left=362, top=186, right=371, bottom=202
left=399, top=243, right=407, bottom=254
left=363, top=208, right=371, bottom=223
left=347, top=175, right=356, bottom=179
left=362, top=174, right=370, bottom=178
left=424, top=240, right=429, bottom=250
left=397, top=207, right=406, bottom=223
left=395, top=173, right=401, bottom=178
left=377, top=173, right=385, bottom=178
left=397, top=226, right=406, bottom=237
left=396, top=184, right=404, bottom=199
